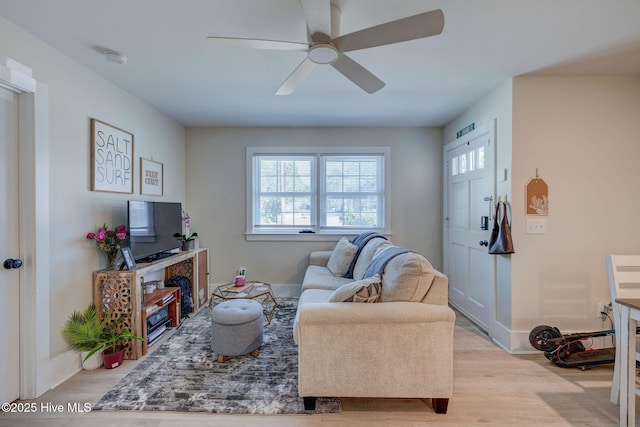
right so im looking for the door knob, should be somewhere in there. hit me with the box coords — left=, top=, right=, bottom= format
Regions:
left=479, top=240, right=488, bottom=247
left=3, top=258, right=23, bottom=269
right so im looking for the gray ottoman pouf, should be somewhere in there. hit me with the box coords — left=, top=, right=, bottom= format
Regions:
left=209, top=298, right=264, bottom=363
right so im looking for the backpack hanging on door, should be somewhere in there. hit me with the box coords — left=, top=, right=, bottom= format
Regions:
left=488, top=201, right=515, bottom=255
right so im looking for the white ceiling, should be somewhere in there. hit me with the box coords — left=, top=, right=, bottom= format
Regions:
left=1, top=0, right=640, bottom=127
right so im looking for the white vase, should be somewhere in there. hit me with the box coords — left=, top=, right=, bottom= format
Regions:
left=192, top=239, right=200, bottom=250
left=80, top=350, right=103, bottom=370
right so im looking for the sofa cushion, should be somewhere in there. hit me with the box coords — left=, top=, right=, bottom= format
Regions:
left=373, top=247, right=436, bottom=303
left=302, top=265, right=352, bottom=292
left=352, top=238, right=393, bottom=281
left=326, top=274, right=382, bottom=303
left=327, top=237, right=358, bottom=277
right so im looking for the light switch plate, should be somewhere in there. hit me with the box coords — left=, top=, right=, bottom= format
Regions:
left=526, top=218, right=546, bottom=234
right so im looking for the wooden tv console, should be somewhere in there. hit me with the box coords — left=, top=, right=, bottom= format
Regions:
left=93, top=248, right=209, bottom=359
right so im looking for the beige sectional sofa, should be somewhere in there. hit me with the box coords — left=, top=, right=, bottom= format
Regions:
left=293, top=234, right=455, bottom=413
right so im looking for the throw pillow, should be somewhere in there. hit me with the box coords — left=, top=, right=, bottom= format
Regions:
left=327, top=237, right=358, bottom=277
left=327, top=274, right=382, bottom=303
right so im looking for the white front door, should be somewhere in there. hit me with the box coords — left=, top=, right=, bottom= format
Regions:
left=444, top=123, right=495, bottom=332
left=0, top=85, right=21, bottom=403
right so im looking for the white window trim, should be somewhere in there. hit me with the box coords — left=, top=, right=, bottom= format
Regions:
left=246, top=146, right=391, bottom=241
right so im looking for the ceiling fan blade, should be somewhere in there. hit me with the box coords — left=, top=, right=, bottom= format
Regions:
left=331, top=52, right=385, bottom=94
left=275, top=57, right=318, bottom=95
left=334, top=9, right=444, bottom=52
left=207, top=36, right=308, bottom=52
left=300, top=0, right=332, bottom=42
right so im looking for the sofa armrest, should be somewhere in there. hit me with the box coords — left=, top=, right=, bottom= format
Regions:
left=296, top=302, right=455, bottom=399
left=309, top=250, right=332, bottom=267
left=423, top=268, right=449, bottom=306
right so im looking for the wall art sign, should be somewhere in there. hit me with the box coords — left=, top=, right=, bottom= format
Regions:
left=90, top=118, right=134, bottom=193
left=140, top=157, right=163, bottom=196
left=526, top=174, right=549, bottom=215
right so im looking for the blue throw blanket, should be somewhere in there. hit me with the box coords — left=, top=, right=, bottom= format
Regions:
left=363, top=246, right=412, bottom=279
left=344, top=232, right=388, bottom=279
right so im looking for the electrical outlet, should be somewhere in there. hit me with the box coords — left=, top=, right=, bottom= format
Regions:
left=596, top=302, right=606, bottom=319
left=238, top=266, right=246, bottom=276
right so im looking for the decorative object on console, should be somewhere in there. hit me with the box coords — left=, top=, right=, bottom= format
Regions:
left=87, top=224, right=128, bottom=270
left=140, top=157, right=163, bottom=196
left=90, top=118, right=134, bottom=194
left=173, top=232, right=199, bottom=251
left=174, top=209, right=198, bottom=250
left=120, top=246, right=136, bottom=270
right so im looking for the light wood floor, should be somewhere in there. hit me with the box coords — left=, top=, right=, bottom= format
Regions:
left=1, top=314, right=632, bottom=426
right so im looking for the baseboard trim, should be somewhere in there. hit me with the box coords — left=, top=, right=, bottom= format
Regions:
left=49, top=349, right=81, bottom=390
left=271, top=283, right=302, bottom=298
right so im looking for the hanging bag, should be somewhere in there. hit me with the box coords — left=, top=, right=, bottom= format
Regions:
left=488, top=201, right=515, bottom=255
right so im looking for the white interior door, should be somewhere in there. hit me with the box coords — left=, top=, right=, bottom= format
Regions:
left=445, top=123, right=495, bottom=332
left=0, top=85, right=21, bottom=403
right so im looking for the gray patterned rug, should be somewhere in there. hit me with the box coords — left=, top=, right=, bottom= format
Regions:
left=93, top=298, right=341, bottom=414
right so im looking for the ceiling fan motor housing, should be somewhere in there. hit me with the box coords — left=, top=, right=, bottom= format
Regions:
left=308, top=44, right=338, bottom=64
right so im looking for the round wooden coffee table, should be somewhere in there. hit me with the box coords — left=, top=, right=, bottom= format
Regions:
left=209, top=281, right=278, bottom=325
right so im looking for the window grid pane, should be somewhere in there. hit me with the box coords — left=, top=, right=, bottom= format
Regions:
left=323, top=156, right=382, bottom=228
left=256, top=156, right=313, bottom=226
left=478, top=146, right=485, bottom=169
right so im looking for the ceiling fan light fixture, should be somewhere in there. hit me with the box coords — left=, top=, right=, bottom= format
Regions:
left=103, top=50, right=127, bottom=65
left=308, top=44, right=338, bottom=64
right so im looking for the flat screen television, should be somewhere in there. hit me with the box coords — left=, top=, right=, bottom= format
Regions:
left=127, top=200, right=182, bottom=262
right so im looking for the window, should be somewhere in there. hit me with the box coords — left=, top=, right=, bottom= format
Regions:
left=254, top=155, right=315, bottom=227
left=322, top=155, right=382, bottom=228
left=247, top=147, right=390, bottom=238
left=450, top=146, right=485, bottom=176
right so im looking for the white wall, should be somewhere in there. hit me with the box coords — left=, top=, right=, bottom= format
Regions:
left=0, top=17, right=186, bottom=388
left=185, top=127, right=443, bottom=287
left=511, top=76, right=640, bottom=340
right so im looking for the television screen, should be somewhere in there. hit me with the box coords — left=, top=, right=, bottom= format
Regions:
left=127, top=201, right=182, bottom=262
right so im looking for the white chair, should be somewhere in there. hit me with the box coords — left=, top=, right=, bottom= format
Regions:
left=607, top=254, right=640, bottom=404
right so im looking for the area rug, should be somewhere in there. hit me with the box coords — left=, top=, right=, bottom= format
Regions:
left=93, top=298, right=341, bottom=414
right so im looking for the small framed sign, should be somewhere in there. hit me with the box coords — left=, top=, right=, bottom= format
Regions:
left=120, top=247, right=136, bottom=270
left=90, top=119, right=134, bottom=193
left=140, top=158, right=163, bottom=196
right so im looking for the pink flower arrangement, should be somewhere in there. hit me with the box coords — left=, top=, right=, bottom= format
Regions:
left=87, top=224, right=128, bottom=254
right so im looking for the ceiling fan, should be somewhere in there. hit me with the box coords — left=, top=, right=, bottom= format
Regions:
left=207, top=0, right=444, bottom=95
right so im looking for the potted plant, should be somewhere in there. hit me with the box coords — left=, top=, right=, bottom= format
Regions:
left=81, top=316, right=144, bottom=369
left=96, top=328, right=143, bottom=369
left=62, top=304, right=108, bottom=370
left=173, top=231, right=199, bottom=251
